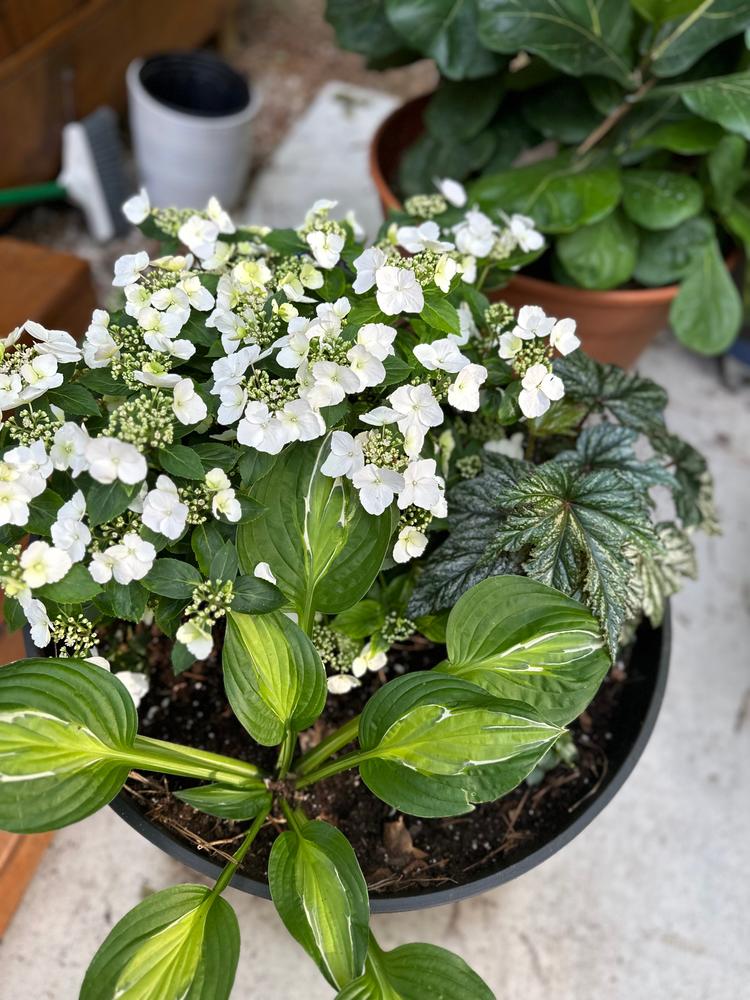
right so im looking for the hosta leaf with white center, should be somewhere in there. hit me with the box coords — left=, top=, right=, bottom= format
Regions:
left=237, top=439, right=395, bottom=621
left=174, top=783, right=273, bottom=821
left=269, top=816, right=370, bottom=990
left=223, top=610, right=327, bottom=745
left=0, top=658, right=136, bottom=833
left=555, top=352, right=668, bottom=436
left=358, top=672, right=563, bottom=817
left=80, top=885, right=239, bottom=1000
left=336, top=935, right=495, bottom=1000
left=477, top=0, right=636, bottom=85
left=438, top=576, right=609, bottom=726
left=494, top=464, right=660, bottom=657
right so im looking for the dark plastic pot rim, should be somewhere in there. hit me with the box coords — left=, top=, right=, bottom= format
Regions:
left=130, top=52, right=253, bottom=122
left=104, top=611, right=670, bottom=913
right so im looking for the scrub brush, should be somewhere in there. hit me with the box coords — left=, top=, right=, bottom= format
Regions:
left=0, top=107, right=129, bottom=241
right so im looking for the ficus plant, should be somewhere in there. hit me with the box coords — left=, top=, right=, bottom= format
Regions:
left=0, top=192, right=713, bottom=997
left=327, top=0, right=750, bottom=354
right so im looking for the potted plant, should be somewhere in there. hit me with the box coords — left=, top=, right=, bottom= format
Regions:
left=327, top=0, right=750, bottom=366
left=0, top=193, right=714, bottom=997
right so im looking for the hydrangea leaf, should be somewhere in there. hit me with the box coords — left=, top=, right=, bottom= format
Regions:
left=80, top=885, right=239, bottom=1000
left=336, top=936, right=495, bottom=1000
left=358, top=673, right=562, bottom=817
left=439, top=575, right=610, bottom=726
left=223, top=610, right=327, bottom=745
left=269, top=816, right=370, bottom=990
left=0, top=658, right=137, bottom=833
left=494, top=464, right=660, bottom=656
left=236, top=438, right=395, bottom=619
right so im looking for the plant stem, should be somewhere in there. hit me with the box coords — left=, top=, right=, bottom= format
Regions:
left=128, top=735, right=262, bottom=788
left=294, top=749, right=370, bottom=790
left=294, top=715, right=361, bottom=775
left=647, top=0, right=713, bottom=64
left=279, top=797, right=306, bottom=834
left=276, top=729, right=297, bottom=780
left=576, top=77, right=655, bottom=156
left=210, top=807, right=270, bottom=898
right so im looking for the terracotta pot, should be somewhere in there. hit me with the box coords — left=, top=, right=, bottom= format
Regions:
left=370, top=95, right=693, bottom=368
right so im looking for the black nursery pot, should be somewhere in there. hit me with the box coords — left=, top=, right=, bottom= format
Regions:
left=94, top=615, right=670, bottom=914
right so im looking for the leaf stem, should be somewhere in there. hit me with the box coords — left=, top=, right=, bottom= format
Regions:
left=294, top=749, right=370, bottom=790
left=129, top=734, right=263, bottom=787
left=210, top=807, right=270, bottom=898
left=276, top=729, right=297, bottom=780
left=279, top=797, right=306, bottom=834
left=294, top=715, right=361, bottom=776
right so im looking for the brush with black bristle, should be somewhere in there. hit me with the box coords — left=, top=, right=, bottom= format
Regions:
left=0, top=106, right=129, bottom=241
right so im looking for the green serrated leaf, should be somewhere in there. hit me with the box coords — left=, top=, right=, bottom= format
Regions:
left=47, top=383, right=101, bottom=417
left=37, top=563, right=102, bottom=603
left=85, top=478, right=139, bottom=527
left=143, top=559, right=202, bottom=599
left=209, top=540, right=239, bottom=583
left=420, top=290, right=461, bottom=334
left=554, top=423, right=677, bottom=492
left=230, top=574, right=285, bottom=614
left=158, top=445, right=206, bottom=481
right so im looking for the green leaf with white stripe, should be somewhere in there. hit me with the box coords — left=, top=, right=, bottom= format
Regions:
left=269, top=817, right=369, bottom=990
left=80, top=884, right=239, bottom=1000
left=358, top=672, right=563, bottom=817
left=438, top=576, right=610, bottom=726
left=0, top=658, right=137, bottom=833
left=223, top=610, right=327, bottom=745
left=336, top=935, right=495, bottom=1000
left=237, top=438, right=395, bottom=620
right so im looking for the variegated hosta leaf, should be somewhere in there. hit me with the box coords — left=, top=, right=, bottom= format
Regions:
left=440, top=575, right=610, bottom=726
left=174, top=783, right=273, bottom=821
left=223, top=610, right=327, bottom=745
left=0, top=658, right=137, bottom=833
left=627, top=522, right=697, bottom=628
left=269, top=817, right=369, bottom=990
left=336, top=935, right=495, bottom=1000
left=236, top=438, right=395, bottom=618
left=80, top=885, right=239, bottom=1000
left=358, top=673, right=563, bottom=817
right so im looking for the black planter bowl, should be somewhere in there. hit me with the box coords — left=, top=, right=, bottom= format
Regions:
left=25, top=614, right=669, bottom=912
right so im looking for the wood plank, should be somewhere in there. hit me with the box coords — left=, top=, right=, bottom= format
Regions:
left=0, top=832, right=54, bottom=938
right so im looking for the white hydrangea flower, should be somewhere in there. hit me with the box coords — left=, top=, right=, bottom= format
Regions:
left=352, top=642, right=388, bottom=678
left=149, top=285, right=191, bottom=319
left=50, top=422, right=90, bottom=475
left=327, top=673, right=360, bottom=694
left=145, top=335, right=195, bottom=361
left=122, top=187, right=150, bottom=225
left=352, top=246, right=386, bottom=294
left=18, top=593, right=52, bottom=648
left=217, top=383, right=248, bottom=425
left=550, top=317, right=580, bottom=356
left=306, top=229, right=345, bottom=269
left=321, top=431, right=365, bottom=479
left=4, top=440, right=52, bottom=497
left=413, top=338, right=468, bottom=374
left=89, top=549, right=116, bottom=584
left=172, top=378, right=208, bottom=426
left=176, top=619, right=214, bottom=660
left=204, top=468, right=231, bottom=492
left=498, top=331, right=524, bottom=360
left=484, top=432, right=524, bottom=459
left=200, top=240, right=233, bottom=270
left=513, top=305, right=556, bottom=341
left=18, top=353, right=63, bottom=401
left=304, top=360, right=359, bottom=408
left=434, top=255, right=458, bottom=293
left=316, top=297, right=351, bottom=333
left=179, top=275, right=215, bottom=311
left=351, top=464, right=404, bottom=516
left=113, top=671, right=150, bottom=708
left=86, top=436, right=147, bottom=485
left=508, top=213, right=544, bottom=253
left=212, top=488, right=242, bottom=522
left=356, top=323, right=396, bottom=361
left=454, top=302, right=478, bottom=347
left=0, top=372, right=23, bottom=412
left=233, top=258, right=273, bottom=292
left=366, top=383, right=444, bottom=458
left=0, top=477, right=31, bottom=527
left=133, top=362, right=181, bottom=388
left=396, top=221, right=453, bottom=254
left=20, top=540, right=72, bottom=589
left=375, top=265, right=424, bottom=316
left=346, top=345, right=385, bottom=390
left=178, top=215, right=220, bottom=258
left=434, top=177, right=467, bottom=207
left=453, top=210, right=497, bottom=257
left=83, top=310, right=119, bottom=368
left=51, top=491, right=91, bottom=562
left=518, top=363, right=565, bottom=419
left=113, top=251, right=149, bottom=287
left=124, top=282, right=151, bottom=318
left=237, top=402, right=288, bottom=454
left=206, top=195, right=235, bottom=234
left=138, top=305, right=185, bottom=340
left=211, top=345, right=261, bottom=393
left=105, top=532, right=156, bottom=585
left=142, top=475, right=188, bottom=539
left=254, top=562, right=277, bottom=584
left=458, top=254, right=477, bottom=284
left=23, top=321, right=81, bottom=364
left=447, top=363, right=487, bottom=412
left=393, top=525, right=428, bottom=564
left=398, top=459, right=443, bottom=511
left=277, top=398, right=326, bottom=443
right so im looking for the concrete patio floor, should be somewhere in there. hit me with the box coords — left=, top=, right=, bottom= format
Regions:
left=1, top=83, right=749, bottom=1000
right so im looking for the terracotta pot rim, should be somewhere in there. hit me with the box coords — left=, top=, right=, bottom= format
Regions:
left=370, top=93, right=739, bottom=307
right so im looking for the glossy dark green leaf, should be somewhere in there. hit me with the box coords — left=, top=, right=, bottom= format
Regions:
left=158, top=445, right=206, bottom=482
left=471, top=151, right=621, bottom=234
left=669, top=237, right=741, bottom=354
left=85, top=478, right=139, bottom=526
left=143, top=559, right=202, bottom=599
left=325, top=0, right=415, bottom=66
left=172, top=641, right=196, bottom=675
left=477, top=0, right=636, bottom=85
left=633, top=215, right=715, bottom=286
left=269, top=817, right=369, bottom=989
left=336, top=936, right=495, bottom=1000
left=425, top=74, right=505, bottom=141
left=0, top=658, right=136, bottom=832
left=439, top=575, right=609, bottom=726
left=674, top=70, right=750, bottom=140
left=522, top=78, right=601, bottom=144
left=707, top=134, right=746, bottom=213
left=635, top=116, right=723, bottom=154
left=554, top=423, right=677, bottom=491
left=556, top=210, right=638, bottom=289
left=80, top=885, right=239, bottom=1000
left=191, top=522, right=225, bottom=577
left=648, top=2, right=750, bottom=78
left=230, top=574, right=286, bottom=614
left=26, top=489, right=63, bottom=534
left=237, top=439, right=395, bottom=618
left=421, top=290, right=461, bottom=334
left=631, top=0, right=703, bottom=23
left=174, top=783, right=272, bottom=820
left=651, top=429, right=719, bottom=532
left=209, top=540, right=239, bottom=583
left=331, top=600, right=386, bottom=639
left=192, top=443, right=239, bottom=473
left=262, top=228, right=309, bottom=255
left=37, top=563, right=102, bottom=603
left=223, top=610, right=327, bottom=745
left=399, top=130, right=496, bottom=195
left=96, top=580, right=149, bottom=623
left=621, top=169, right=703, bottom=231
left=47, top=383, right=101, bottom=417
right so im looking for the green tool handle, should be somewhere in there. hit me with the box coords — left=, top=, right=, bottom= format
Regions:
left=0, top=181, right=67, bottom=207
